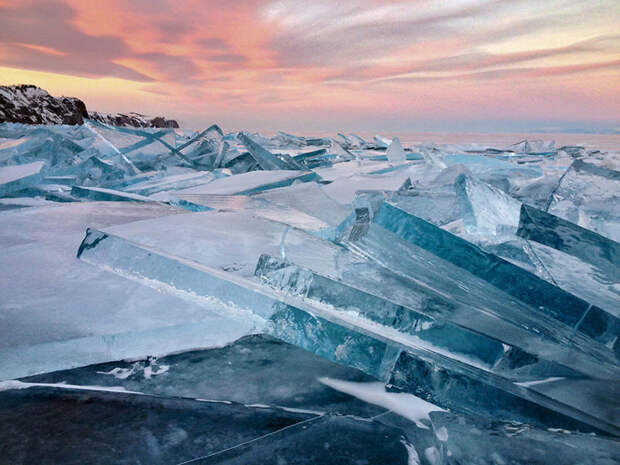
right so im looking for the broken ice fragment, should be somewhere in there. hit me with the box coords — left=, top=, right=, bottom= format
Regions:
left=174, top=169, right=319, bottom=196
left=0, top=160, right=44, bottom=196
left=71, top=185, right=155, bottom=202
left=419, top=147, right=447, bottom=169
left=373, top=135, right=391, bottom=149
left=547, top=159, right=620, bottom=241
left=337, top=133, right=353, bottom=146
left=386, top=136, right=406, bottom=164
left=372, top=202, right=619, bottom=353
left=329, top=139, right=355, bottom=160
left=238, top=132, right=302, bottom=171
left=455, top=173, right=521, bottom=236
left=518, top=204, right=619, bottom=276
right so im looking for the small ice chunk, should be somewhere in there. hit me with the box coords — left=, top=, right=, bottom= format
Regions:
left=455, top=174, right=521, bottom=236
left=0, top=161, right=45, bottom=196
left=386, top=137, right=406, bottom=164
left=238, top=132, right=302, bottom=171
left=419, top=147, right=447, bottom=169
left=373, top=135, right=391, bottom=149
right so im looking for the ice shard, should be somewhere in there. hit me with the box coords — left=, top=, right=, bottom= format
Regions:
left=174, top=169, right=319, bottom=196
left=419, top=146, right=448, bottom=169
left=337, top=133, right=353, bottom=146
left=70, top=220, right=619, bottom=433
left=372, top=202, right=619, bottom=358
left=455, top=173, right=521, bottom=236
left=238, top=132, right=303, bottom=171
left=0, top=160, right=44, bottom=196
left=546, top=159, right=620, bottom=241
left=518, top=203, right=619, bottom=276
left=71, top=185, right=156, bottom=202
left=122, top=170, right=217, bottom=196
left=373, top=135, right=391, bottom=149
left=329, top=139, right=355, bottom=160
left=386, top=136, right=406, bottom=164
left=255, top=253, right=574, bottom=378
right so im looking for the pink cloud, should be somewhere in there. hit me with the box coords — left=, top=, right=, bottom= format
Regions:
left=0, top=0, right=618, bottom=131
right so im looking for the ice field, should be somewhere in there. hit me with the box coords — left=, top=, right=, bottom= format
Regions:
left=0, top=121, right=619, bottom=464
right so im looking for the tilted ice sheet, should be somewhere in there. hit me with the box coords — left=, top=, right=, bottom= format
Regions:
left=98, top=209, right=336, bottom=278
left=548, top=160, right=620, bottom=241
left=0, top=202, right=262, bottom=379
left=75, top=228, right=619, bottom=434
left=175, top=169, right=317, bottom=196
left=0, top=160, right=45, bottom=196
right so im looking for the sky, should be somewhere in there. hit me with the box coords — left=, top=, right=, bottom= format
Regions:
left=0, top=0, right=618, bottom=133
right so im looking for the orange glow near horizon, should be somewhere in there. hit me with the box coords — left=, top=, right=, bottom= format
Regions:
left=0, top=0, right=618, bottom=132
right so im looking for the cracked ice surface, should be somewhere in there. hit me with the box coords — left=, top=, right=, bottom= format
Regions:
left=1, top=121, right=619, bottom=464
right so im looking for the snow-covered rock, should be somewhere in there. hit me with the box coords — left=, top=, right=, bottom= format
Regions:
left=0, top=85, right=88, bottom=125
left=89, top=111, right=179, bottom=129
left=0, top=85, right=179, bottom=128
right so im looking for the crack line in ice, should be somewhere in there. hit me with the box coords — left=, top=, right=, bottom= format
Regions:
left=174, top=415, right=322, bottom=465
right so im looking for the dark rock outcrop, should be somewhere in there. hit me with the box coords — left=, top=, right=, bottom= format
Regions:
left=89, top=111, right=179, bottom=129
left=0, top=85, right=89, bottom=125
left=0, top=84, right=179, bottom=128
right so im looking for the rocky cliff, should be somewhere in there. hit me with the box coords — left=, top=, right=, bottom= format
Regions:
left=0, top=85, right=179, bottom=128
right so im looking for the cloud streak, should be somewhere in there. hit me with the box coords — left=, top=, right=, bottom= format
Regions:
left=0, top=0, right=618, bottom=131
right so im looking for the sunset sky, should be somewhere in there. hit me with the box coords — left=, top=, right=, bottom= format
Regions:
left=1, top=0, right=618, bottom=132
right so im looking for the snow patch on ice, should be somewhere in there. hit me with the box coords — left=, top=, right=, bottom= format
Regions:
left=424, top=446, right=441, bottom=465
left=515, top=377, right=565, bottom=387
left=401, top=440, right=422, bottom=465
left=318, top=377, right=444, bottom=428
left=435, top=425, right=449, bottom=442
left=0, top=380, right=142, bottom=394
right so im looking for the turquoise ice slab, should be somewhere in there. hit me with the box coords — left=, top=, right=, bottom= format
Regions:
left=238, top=132, right=303, bottom=171
left=343, top=223, right=619, bottom=378
left=383, top=180, right=618, bottom=327
left=0, top=161, right=44, bottom=196
left=254, top=252, right=619, bottom=429
left=165, top=196, right=345, bottom=241
left=547, top=159, right=620, bottom=242
left=386, top=350, right=608, bottom=435
left=174, top=170, right=319, bottom=196
left=518, top=203, right=619, bottom=276
left=71, top=185, right=156, bottom=202
left=255, top=254, right=569, bottom=375
left=292, top=148, right=327, bottom=161
left=272, top=303, right=617, bottom=435
left=86, top=120, right=188, bottom=169
left=122, top=170, right=217, bottom=196
left=516, top=204, right=620, bottom=354
left=75, top=228, right=619, bottom=434
left=373, top=202, right=614, bottom=339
